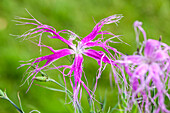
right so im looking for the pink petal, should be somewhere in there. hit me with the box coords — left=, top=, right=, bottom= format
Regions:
left=83, top=49, right=110, bottom=65
left=144, top=39, right=160, bottom=58
left=153, top=50, right=169, bottom=61
left=81, top=15, right=122, bottom=43
left=133, top=63, right=148, bottom=77
left=124, top=55, right=145, bottom=64
left=149, top=63, right=170, bottom=112
left=83, top=40, right=101, bottom=48
left=33, top=48, right=74, bottom=68
left=132, top=64, right=148, bottom=90
left=71, top=54, right=84, bottom=106
left=134, top=21, right=147, bottom=43
left=72, top=54, right=83, bottom=73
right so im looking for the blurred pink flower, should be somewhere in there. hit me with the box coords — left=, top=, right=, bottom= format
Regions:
left=118, top=21, right=170, bottom=112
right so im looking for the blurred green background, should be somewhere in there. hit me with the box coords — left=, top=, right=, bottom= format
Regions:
left=0, top=0, right=170, bottom=112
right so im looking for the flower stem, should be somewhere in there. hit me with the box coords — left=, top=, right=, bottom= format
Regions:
left=6, top=97, right=24, bottom=113
left=48, top=78, right=82, bottom=113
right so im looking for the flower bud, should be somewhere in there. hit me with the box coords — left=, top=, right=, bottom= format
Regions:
left=0, top=89, right=4, bottom=97
left=34, top=76, right=48, bottom=82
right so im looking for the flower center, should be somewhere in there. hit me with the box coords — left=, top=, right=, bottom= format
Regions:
left=145, top=56, right=157, bottom=65
left=146, top=58, right=152, bottom=65
left=74, top=42, right=85, bottom=54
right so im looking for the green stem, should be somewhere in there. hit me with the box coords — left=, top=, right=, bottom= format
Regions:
left=48, top=78, right=82, bottom=113
left=6, top=97, right=24, bottom=113
left=34, top=65, right=82, bottom=113
left=48, top=78, right=73, bottom=95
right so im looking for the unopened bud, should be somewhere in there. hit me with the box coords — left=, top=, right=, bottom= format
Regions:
left=159, top=35, right=162, bottom=42
left=0, top=89, right=4, bottom=97
left=34, top=76, right=48, bottom=82
left=0, top=89, right=6, bottom=99
left=137, top=47, right=140, bottom=55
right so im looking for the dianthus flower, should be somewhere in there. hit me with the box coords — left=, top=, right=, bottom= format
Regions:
left=16, top=11, right=123, bottom=109
left=118, top=21, right=170, bottom=112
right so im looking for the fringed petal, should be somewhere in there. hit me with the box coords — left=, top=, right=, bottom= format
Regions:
left=124, top=55, right=145, bottom=64
left=81, top=14, right=123, bottom=43
left=153, top=50, right=169, bottom=61
left=134, top=21, right=147, bottom=44
left=33, top=48, right=74, bottom=68
left=144, top=39, right=160, bottom=58
left=83, top=49, right=110, bottom=65
left=149, top=63, right=170, bottom=112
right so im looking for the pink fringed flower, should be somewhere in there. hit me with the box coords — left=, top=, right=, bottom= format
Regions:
left=119, top=21, right=170, bottom=112
left=16, top=11, right=123, bottom=109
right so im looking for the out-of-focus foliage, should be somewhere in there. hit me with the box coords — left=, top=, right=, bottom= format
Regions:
left=0, top=0, right=170, bottom=112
